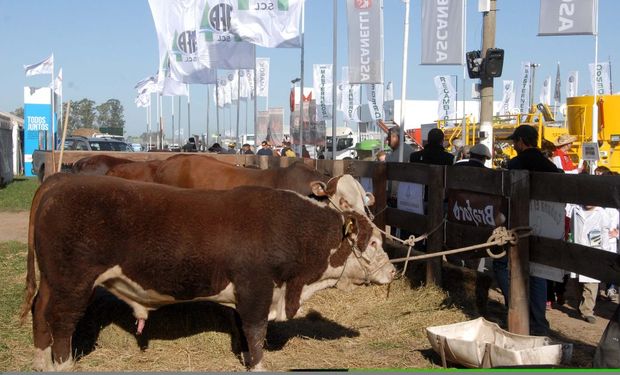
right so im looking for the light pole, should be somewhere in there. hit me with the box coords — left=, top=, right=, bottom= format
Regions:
left=529, top=63, right=540, bottom=110
left=291, top=78, right=301, bottom=151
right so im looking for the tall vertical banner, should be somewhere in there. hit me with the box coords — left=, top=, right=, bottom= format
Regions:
left=539, top=76, right=552, bottom=105
left=385, top=81, right=394, bottom=101
left=313, top=64, right=333, bottom=121
left=256, top=58, right=270, bottom=97
left=589, top=62, right=612, bottom=95
left=229, top=0, right=303, bottom=48
left=538, top=0, right=596, bottom=36
left=421, top=0, right=465, bottom=65
left=23, top=87, right=53, bottom=177
left=338, top=83, right=361, bottom=123
left=554, top=63, right=561, bottom=103
left=567, top=70, right=579, bottom=98
left=500, top=80, right=515, bottom=115
left=366, top=83, right=384, bottom=121
left=246, top=68, right=255, bottom=98
left=434, top=75, right=457, bottom=127
left=256, top=110, right=271, bottom=145
left=345, top=0, right=383, bottom=83
left=518, top=62, right=532, bottom=114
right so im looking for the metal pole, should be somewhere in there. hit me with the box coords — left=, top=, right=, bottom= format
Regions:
left=187, top=85, right=191, bottom=142
left=236, top=71, right=241, bottom=144
left=591, top=0, right=599, bottom=172
left=461, top=0, right=467, bottom=145
left=331, top=0, right=338, bottom=159
left=254, top=50, right=258, bottom=139
left=299, top=1, right=306, bottom=153
left=479, top=0, right=496, bottom=166
left=529, top=63, right=539, bottom=110
left=216, top=78, right=221, bottom=139
left=158, top=93, right=163, bottom=149
left=171, top=96, right=175, bottom=148
left=178, top=95, right=181, bottom=146
left=206, top=85, right=210, bottom=148
left=148, top=100, right=152, bottom=149
left=398, top=0, right=411, bottom=162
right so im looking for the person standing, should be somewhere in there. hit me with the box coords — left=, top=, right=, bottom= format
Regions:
left=552, top=134, right=579, bottom=173
left=409, top=128, right=454, bottom=165
left=502, top=125, right=560, bottom=336
left=256, top=141, right=273, bottom=156
left=385, top=126, right=415, bottom=163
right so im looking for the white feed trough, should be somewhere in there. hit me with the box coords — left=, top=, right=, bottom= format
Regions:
left=426, top=317, right=573, bottom=368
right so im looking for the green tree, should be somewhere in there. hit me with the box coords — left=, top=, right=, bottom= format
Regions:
left=107, top=99, right=125, bottom=130
left=75, top=98, right=96, bottom=129
left=11, top=107, right=23, bottom=118
left=96, top=101, right=111, bottom=129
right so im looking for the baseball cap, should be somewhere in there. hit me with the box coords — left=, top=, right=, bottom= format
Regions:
left=469, top=143, right=491, bottom=159
left=507, top=125, right=538, bottom=142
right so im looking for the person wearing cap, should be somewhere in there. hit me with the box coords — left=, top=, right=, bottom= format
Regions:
left=256, top=140, right=273, bottom=156
left=240, top=143, right=254, bottom=155
left=385, top=126, right=415, bottom=163
left=506, top=125, right=559, bottom=172
left=552, top=134, right=579, bottom=173
left=454, top=143, right=491, bottom=168
left=497, top=125, right=560, bottom=336
left=409, top=128, right=455, bottom=166
left=224, top=142, right=237, bottom=154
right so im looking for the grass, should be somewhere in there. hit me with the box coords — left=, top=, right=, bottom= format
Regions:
left=0, top=178, right=38, bottom=212
left=0, top=236, right=472, bottom=371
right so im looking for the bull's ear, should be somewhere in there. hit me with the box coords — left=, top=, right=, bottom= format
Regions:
left=344, top=216, right=358, bottom=237
left=310, top=181, right=328, bottom=197
left=364, top=192, right=376, bottom=207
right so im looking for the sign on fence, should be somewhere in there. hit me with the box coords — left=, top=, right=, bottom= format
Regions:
left=447, top=190, right=507, bottom=227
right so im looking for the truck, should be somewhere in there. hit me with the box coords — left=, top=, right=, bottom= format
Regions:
left=316, top=127, right=357, bottom=160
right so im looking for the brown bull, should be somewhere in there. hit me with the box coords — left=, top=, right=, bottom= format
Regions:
left=21, top=174, right=395, bottom=371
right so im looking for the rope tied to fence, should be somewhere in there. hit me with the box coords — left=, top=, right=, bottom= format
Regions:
left=389, top=225, right=533, bottom=277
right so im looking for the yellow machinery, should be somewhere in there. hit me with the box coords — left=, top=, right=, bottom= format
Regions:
left=437, top=95, right=620, bottom=171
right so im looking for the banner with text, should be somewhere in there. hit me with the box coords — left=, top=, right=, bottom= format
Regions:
left=313, top=64, right=333, bottom=121
left=589, top=62, right=612, bottom=96
left=434, top=75, right=457, bottom=127
left=518, top=62, right=532, bottom=114
left=256, top=57, right=270, bottom=97
left=345, top=0, right=383, bottom=83
left=230, top=0, right=303, bottom=48
left=365, top=83, right=384, bottom=121
left=538, top=0, right=596, bottom=36
left=500, top=80, right=515, bottom=115
left=421, top=0, right=464, bottom=65
left=539, top=75, right=551, bottom=106
left=23, top=87, right=53, bottom=177
left=567, top=70, right=579, bottom=98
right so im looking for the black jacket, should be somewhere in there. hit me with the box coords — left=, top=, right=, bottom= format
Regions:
left=409, top=144, right=454, bottom=166
left=454, top=158, right=486, bottom=168
left=507, top=148, right=560, bottom=172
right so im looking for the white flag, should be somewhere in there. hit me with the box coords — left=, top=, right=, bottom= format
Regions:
left=589, top=62, right=612, bottom=96
left=135, top=92, right=151, bottom=108
left=338, top=83, right=361, bottom=123
left=256, top=58, right=270, bottom=97
left=135, top=74, right=159, bottom=95
left=313, top=64, right=333, bottom=121
left=215, top=80, right=226, bottom=108
left=52, top=68, right=63, bottom=96
left=222, top=78, right=232, bottom=105
left=366, top=83, right=384, bottom=121
left=229, top=0, right=303, bottom=48
left=434, top=75, right=457, bottom=127
left=539, top=76, right=552, bottom=105
left=518, top=62, right=532, bottom=114
left=500, top=80, right=515, bottom=115
left=148, top=0, right=254, bottom=86
left=567, top=70, right=579, bottom=98
left=246, top=69, right=255, bottom=98
left=238, top=69, right=250, bottom=99
left=24, top=54, right=54, bottom=76
left=385, top=81, right=394, bottom=101
left=228, top=71, right=239, bottom=102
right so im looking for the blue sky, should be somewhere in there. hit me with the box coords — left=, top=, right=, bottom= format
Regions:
left=1, top=0, right=618, bottom=139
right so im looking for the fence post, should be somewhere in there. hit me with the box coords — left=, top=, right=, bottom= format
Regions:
left=507, top=170, right=530, bottom=335
left=426, top=165, right=444, bottom=286
left=372, top=162, right=387, bottom=230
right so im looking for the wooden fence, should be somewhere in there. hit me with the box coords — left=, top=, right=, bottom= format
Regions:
left=45, top=151, right=620, bottom=335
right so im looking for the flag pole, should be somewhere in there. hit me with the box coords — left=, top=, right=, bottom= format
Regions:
left=158, top=93, right=163, bottom=149
left=216, top=77, right=221, bottom=141
left=591, top=0, right=599, bottom=172
left=50, top=57, right=55, bottom=151
left=178, top=95, right=182, bottom=147
left=461, top=0, right=467, bottom=145
left=254, top=50, right=258, bottom=141
left=148, top=97, right=152, bottom=150
left=299, top=1, right=306, bottom=153
left=206, top=84, right=210, bottom=148
left=398, top=0, right=411, bottom=162
left=331, top=0, right=338, bottom=159
left=171, top=96, right=175, bottom=148
left=236, top=70, right=241, bottom=145
left=187, top=85, right=191, bottom=142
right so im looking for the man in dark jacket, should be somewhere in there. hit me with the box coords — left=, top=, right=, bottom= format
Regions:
left=499, top=125, right=560, bottom=337
left=410, top=128, right=454, bottom=165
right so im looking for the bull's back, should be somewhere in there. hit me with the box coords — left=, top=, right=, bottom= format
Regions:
left=73, top=155, right=133, bottom=175
left=106, top=160, right=162, bottom=182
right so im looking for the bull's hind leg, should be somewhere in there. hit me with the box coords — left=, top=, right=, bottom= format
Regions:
left=32, top=276, right=53, bottom=371
left=45, top=282, right=95, bottom=371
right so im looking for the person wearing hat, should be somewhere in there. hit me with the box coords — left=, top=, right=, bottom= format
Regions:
left=240, top=143, right=254, bottom=155
left=256, top=140, right=273, bottom=156
left=385, top=126, right=415, bottom=163
left=454, top=143, right=491, bottom=168
left=552, top=134, right=579, bottom=173
left=495, top=124, right=561, bottom=336
left=224, top=142, right=237, bottom=154
left=409, top=128, right=455, bottom=166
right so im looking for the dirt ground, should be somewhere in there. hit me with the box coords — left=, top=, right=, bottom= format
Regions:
left=2, top=210, right=617, bottom=368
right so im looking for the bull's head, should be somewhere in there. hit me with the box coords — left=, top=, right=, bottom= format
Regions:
left=334, top=213, right=395, bottom=290
left=310, top=175, right=375, bottom=217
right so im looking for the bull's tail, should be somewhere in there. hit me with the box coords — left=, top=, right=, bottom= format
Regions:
left=19, top=181, right=46, bottom=324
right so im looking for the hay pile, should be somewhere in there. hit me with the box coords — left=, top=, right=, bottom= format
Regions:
left=64, top=279, right=467, bottom=371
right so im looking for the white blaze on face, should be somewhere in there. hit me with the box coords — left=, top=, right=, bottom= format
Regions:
left=341, top=222, right=395, bottom=286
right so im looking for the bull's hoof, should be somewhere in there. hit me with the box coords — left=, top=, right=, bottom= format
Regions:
left=249, top=361, right=267, bottom=372
left=33, top=347, right=52, bottom=372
